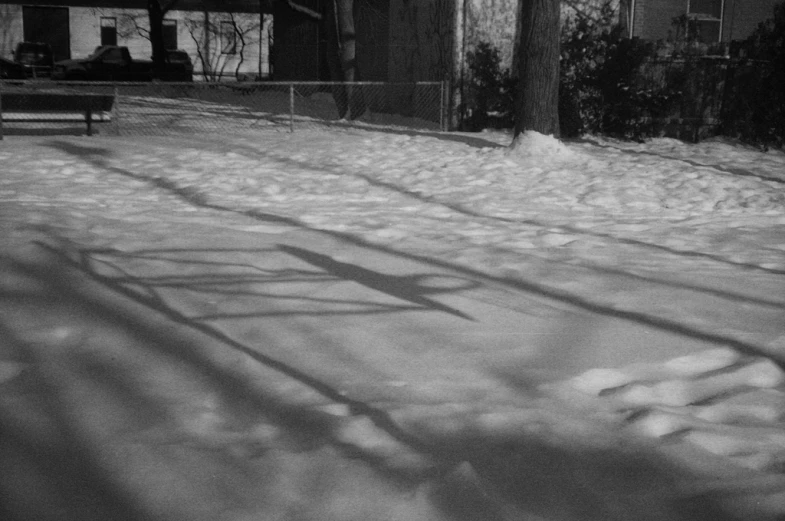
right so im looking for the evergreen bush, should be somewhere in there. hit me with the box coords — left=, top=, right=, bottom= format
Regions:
left=462, top=41, right=516, bottom=131
left=559, top=7, right=682, bottom=141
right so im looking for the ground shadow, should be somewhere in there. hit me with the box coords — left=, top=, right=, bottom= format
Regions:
left=42, top=141, right=785, bottom=368
left=579, top=138, right=785, bottom=185
left=278, top=244, right=476, bottom=321
left=0, top=126, right=97, bottom=137
left=0, top=249, right=454, bottom=519
left=196, top=139, right=785, bottom=279
left=22, top=240, right=467, bottom=454
left=72, top=242, right=477, bottom=322
left=0, top=242, right=759, bottom=521
left=454, top=434, right=749, bottom=521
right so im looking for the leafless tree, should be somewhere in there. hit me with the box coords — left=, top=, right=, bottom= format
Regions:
left=148, top=0, right=180, bottom=78
left=514, top=0, right=561, bottom=138
left=184, top=12, right=262, bottom=81
left=324, top=0, right=367, bottom=119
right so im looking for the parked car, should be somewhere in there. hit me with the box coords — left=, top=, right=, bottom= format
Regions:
left=161, top=49, right=193, bottom=82
left=0, top=56, right=26, bottom=79
left=52, top=45, right=153, bottom=81
left=13, top=42, right=53, bottom=78
left=51, top=46, right=192, bottom=82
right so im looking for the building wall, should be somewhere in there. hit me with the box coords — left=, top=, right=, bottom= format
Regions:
left=721, top=0, right=779, bottom=42
left=271, top=0, right=388, bottom=82
left=630, top=0, right=780, bottom=42
left=77, top=7, right=267, bottom=80
left=0, top=4, right=23, bottom=58
left=272, top=0, right=323, bottom=81
left=71, top=7, right=150, bottom=59
left=634, top=0, right=683, bottom=40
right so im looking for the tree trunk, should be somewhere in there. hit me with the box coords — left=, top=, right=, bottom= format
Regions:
left=148, top=0, right=166, bottom=79
left=513, top=0, right=561, bottom=138
left=325, top=0, right=366, bottom=119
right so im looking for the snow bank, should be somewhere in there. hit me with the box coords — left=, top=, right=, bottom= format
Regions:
left=507, top=130, right=577, bottom=162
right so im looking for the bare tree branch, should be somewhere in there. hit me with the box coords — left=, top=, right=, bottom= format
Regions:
left=122, top=13, right=151, bottom=41
left=562, top=0, right=618, bottom=23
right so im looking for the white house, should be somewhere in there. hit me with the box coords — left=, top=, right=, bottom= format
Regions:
left=0, top=0, right=273, bottom=80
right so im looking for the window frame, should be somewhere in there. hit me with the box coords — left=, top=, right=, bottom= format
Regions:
left=685, top=0, right=724, bottom=42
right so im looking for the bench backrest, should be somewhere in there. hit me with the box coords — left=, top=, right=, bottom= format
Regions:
left=0, top=92, right=115, bottom=112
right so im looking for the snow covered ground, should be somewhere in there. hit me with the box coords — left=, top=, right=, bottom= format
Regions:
left=2, top=126, right=785, bottom=520
left=5, top=127, right=783, bottom=348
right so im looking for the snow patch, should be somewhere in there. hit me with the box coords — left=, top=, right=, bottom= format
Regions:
left=507, top=131, right=576, bottom=161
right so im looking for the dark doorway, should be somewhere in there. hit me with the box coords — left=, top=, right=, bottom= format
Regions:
left=101, top=17, right=118, bottom=46
left=23, top=6, right=70, bottom=62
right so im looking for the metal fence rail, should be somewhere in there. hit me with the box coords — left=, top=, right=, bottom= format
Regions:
left=0, top=80, right=446, bottom=137
left=619, top=58, right=774, bottom=142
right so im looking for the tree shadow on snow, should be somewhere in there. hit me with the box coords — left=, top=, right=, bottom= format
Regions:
left=277, top=244, right=476, bottom=321
left=14, top=238, right=473, bottom=448
left=38, top=139, right=785, bottom=378
left=0, top=249, right=452, bottom=520
left=194, top=139, right=785, bottom=281
left=0, top=244, right=758, bottom=521
left=41, top=139, right=785, bottom=371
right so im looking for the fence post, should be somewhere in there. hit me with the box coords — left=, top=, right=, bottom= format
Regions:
left=289, top=84, right=294, bottom=133
left=441, top=79, right=452, bottom=132
left=718, top=59, right=736, bottom=137
left=439, top=81, right=445, bottom=132
left=0, top=81, right=4, bottom=141
left=112, top=83, right=120, bottom=136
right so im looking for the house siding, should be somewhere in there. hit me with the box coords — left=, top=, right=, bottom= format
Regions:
left=69, top=7, right=151, bottom=60
left=636, top=0, right=684, bottom=40
left=0, top=4, right=23, bottom=57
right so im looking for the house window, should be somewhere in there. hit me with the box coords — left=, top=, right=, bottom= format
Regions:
left=221, top=21, right=237, bottom=54
left=163, top=19, right=178, bottom=49
left=100, top=17, right=117, bottom=46
left=687, top=0, right=723, bottom=42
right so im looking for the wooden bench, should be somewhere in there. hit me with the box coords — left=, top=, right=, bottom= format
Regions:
left=0, top=91, right=115, bottom=139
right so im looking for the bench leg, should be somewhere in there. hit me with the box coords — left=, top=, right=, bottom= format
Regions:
left=86, top=109, right=93, bottom=136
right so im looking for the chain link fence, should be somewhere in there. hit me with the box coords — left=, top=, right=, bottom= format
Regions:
left=0, top=80, right=447, bottom=138
left=620, top=58, right=776, bottom=143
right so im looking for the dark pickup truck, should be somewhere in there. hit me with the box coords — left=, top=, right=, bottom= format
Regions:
left=13, top=42, right=54, bottom=78
left=51, top=45, right=193, bottom=82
